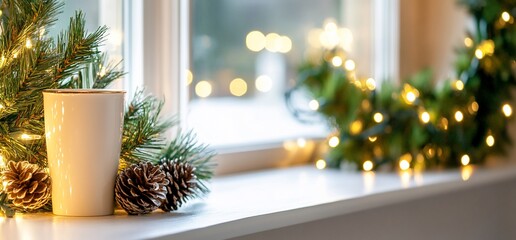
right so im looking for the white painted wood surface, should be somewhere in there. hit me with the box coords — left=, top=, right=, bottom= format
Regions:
left=2, top=164, right=516, bottom=240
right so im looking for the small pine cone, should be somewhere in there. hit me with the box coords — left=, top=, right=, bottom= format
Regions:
left=1, top=161, right=51, bottom=210
left=115, top=162, right=169, bottom=215
left=160, top=159, right=196, bottom=212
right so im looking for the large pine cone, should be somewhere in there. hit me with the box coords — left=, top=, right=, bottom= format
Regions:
left=115, top=162, right=169, bottom=215
left=1, top=161, right=51, bottom=210
left=160, top=159, right=196, bottom=212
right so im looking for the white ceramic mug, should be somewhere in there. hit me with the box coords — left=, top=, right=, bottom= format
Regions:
left=43, top=89, right=125, bottom=216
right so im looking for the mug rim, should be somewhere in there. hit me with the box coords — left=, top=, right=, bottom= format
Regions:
left=43, top=89, right=126, bottom=94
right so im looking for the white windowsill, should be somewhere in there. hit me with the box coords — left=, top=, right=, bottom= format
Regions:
left=187, top=98, right=329, bottom=175
left=187, top=98, right=329, bottom=149
left=2, top=164, right=516, bottom=240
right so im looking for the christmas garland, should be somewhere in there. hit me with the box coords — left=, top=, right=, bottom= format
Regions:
left=0, top=0, right=214, bottom=217
left=289, top=0, right=516, bottom=171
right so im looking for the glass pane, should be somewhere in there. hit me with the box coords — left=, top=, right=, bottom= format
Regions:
left=189, top=0, right=373, bottom=147
left=191, top=0, right=344, bottom=99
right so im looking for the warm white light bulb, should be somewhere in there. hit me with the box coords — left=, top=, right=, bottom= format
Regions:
left=461, top=154, right=470, bottom=166
left=25, top=38, right=32, bottom=49
left=21, top=133, right=31, bottom=140
left=471, top=101, right=479, bottom=112
left=454, top=80, right=464, bottom=91
left=399, top=159, right=410, bottom=171
left=265, top=33, right=281, bottom=52
left=475, top=49, right=484, bottom=59
left=373, top=112, right=383, bottom=123
left=464, top=37, right=473, bottom=48
left=246, top=31, right=266, bottom=52
left=229, top=78, right=248, bottom=97
left=344, top=60, right=355, bottom=71
left=255, top=75, right=273, bottom=92
left=454, top=111, right=464, bottom=122
left=502, top=103, right=513, bottom=117
left=363, top=160, right=373, bottom=171
left=502, top=11, right=511, bottom=22
left=316, top=159, right=327, bottom=170
left=195, top=81, right=212, bottom=98
left=308, top=99, right=320, bottom=111
left=406, top=92, right=416, bottom=103
left=486, top=135, right=495, bottom=147
left=350, top=120, right=363, bottom=135
left=420, top=111, right=430, bottom=124
left=366, top=78, right=376, bottom=91
left=328, top=136, right=339, bottom=148
left=331, top=56, right=343, bottom=67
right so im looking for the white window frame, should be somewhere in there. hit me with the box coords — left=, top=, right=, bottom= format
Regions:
left=123, top=0, right=399, bottom=175
left=123, top=0, right=188, bottom=124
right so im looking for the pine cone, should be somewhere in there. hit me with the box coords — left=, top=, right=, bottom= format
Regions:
left=1, top=161, right=51, bottom=210
left=160, top=159, right=196, bottom=211
left=115, top=162, right=169, bottom=215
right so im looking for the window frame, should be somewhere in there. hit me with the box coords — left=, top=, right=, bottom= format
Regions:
left=123, top=0, right=188, bottom=125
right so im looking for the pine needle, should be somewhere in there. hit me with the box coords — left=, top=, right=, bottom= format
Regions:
left=119, top=89, right=174, bottom=169
left=159, top=131, right=216, bottom=196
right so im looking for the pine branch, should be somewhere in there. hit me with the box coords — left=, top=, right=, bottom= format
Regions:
left=159, top=131, right=216, bottom=195
left=0, top=0, right=62, bottom=101
left=0, top=3, right=111, bottom=169
left=1, top=0, right=61, bottom=35
left=72, top=52, right=124, bottom=89
left=90, top=53, right=124, bottom=89
left=119, top=90, right=174, bottom=169
left=14, top=40, right=61, bottom=118
left=54, top=11, right=107, bottom=88
left=0, top=0, right=62, bottom=60
left=0, top=1, right=67, bottom=167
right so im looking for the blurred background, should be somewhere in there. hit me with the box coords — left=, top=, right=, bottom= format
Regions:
left=54, top=0, right=470, bottom=153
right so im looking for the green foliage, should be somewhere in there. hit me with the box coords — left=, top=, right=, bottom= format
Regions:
left=120, top=90, right=173, bottom=170
left=0, top=0, right=214, bottom=216
left=159, top=131, right=216, bottom=196
left=55, top=11, right=107, bottom=88
left=292, top=0, right=516, bottom=170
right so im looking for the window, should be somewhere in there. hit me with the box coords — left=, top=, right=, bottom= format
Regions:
left=119, top=0, right=397, bottom=174
left=190, top=0, right=344, bottom=100
left=112, top=1, right=397, bottom=174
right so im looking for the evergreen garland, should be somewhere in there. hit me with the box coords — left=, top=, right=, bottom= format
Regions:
left=290, top=0, right=516, bottom=171
left=0, top=0, right=214, bottom=217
